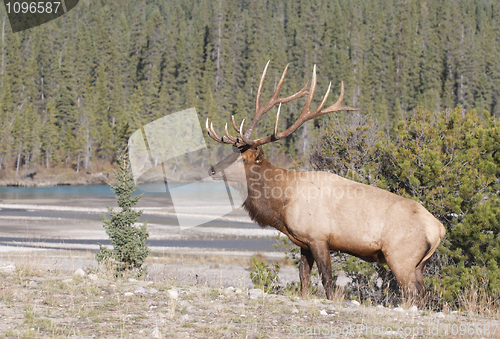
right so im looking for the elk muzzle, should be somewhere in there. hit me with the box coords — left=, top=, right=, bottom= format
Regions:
left=208, top=165, right=222, bottom=180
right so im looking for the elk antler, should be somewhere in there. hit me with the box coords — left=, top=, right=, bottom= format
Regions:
left=206, top=62, right=359, bottom=148
left=241, top=61, right=310, bottom=141
left=205, top=118, right=234, bottom=144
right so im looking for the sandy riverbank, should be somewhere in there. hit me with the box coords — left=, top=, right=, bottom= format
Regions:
left=0, top=197, right=283, bottom=258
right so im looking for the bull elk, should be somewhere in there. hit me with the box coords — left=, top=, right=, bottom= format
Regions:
left=206, top=61, right=446, bottom=299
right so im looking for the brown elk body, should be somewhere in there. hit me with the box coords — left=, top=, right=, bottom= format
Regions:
left=206, top=62, right=446, bottom=299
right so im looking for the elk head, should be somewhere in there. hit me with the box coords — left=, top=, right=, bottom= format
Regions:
left=206, top=61, right=358, bottom=190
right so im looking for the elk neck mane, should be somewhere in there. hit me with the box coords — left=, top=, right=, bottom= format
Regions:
left=242, top=159, right=290, bottom=231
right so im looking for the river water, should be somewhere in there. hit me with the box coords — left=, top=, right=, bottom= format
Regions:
left=0, top=184, right=280, bottom=252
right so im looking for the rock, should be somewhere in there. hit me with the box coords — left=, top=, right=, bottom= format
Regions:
left=436, top=312, right=445, bottom=319
left=335, top=274, right=352, bottom=287
left=167, top=289, right=179, bottom=300
left=409, top=305, right=419, bottom=313
left=393, top=307, right=404, bottom=312
left=376, top=305, right=384, bottom=309
left=88, top=274, right=98, bottom=281
left=73, top=268, right=86, bottom=277
left=124, top=292, right=134, bottom=297
left=181, top=314, right=189, bottom=321
left=226, top=286, right=235, bottom=293
left=0, top=265, right=15, bottom=272
left=248, top=288, right=264, bottom=299
left=134, top=286, right=148, bottom=294
left=128, top=278, right=137, bottom=282
left=62, top=279, right=73, bottom=283
left=149, top=288, right=158, bottom=294
left=319, top=310, right=328, bottom=316
left=376, top=277, right=383, bottom=288
left=342, top=301, right=359, bottom=307
left=291, top=308, right=299, bottom=314
left=150, top=326, right=161, bottom=338
left=235, top=288, right=243, bottom=294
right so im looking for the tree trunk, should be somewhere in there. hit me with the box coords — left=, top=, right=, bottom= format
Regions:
left=16, top=141, right=22, bottom=176
left=76, top=153, right=80, bottom=173
left=215, top=0, right=222, bottom=88
left=84, top=120, right=91, bottom=170
left=1, top=17, right=5, bottom=76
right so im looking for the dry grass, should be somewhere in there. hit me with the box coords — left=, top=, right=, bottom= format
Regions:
left=149, top=253, right=253, bottom=267
left=0, top=252, right=499, bottom=338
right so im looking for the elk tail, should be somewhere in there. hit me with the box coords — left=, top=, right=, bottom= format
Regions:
left=416, top=220, right=446, bottom=269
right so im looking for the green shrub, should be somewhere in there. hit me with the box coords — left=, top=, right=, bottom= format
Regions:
left=96, top=152, right=150, bottom=276
left=249, top=256, right=280, bottom=293
left=378, top=108, right=500, bottom=303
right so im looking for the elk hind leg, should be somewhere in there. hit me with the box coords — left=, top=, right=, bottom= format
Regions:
left=385, top=256, right=419, bottom=297
left=415, top=255, right=432, bottom=294
left=299, top=247, right=315, bottom=297
left=309, top=242, right=334, bottom=300
left=415, top=264, right=426, bottom=294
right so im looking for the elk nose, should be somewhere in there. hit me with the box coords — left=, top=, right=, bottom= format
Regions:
left=209, top=166, right=216, bottom=176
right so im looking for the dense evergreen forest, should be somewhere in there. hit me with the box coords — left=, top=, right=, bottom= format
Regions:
left=0, top=0, right=499, bottom=174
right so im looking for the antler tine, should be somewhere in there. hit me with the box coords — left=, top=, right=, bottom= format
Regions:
left=206, top=118, right=220, bottom=143
left=320, top=81, right=359, bottom=114
left=231, top=115, right=240, bottom=133
left=205, top=118, right=234, bottom=144
left=243, top=60, right=272, bottom=139
left=273, top=103, right=282, bottom=137
left=224, top=123, right=239, bottom=143
left=243, top=62, right=309, bottom=139
left=295, top=66, right=332, bottom=121
left=254, top=60, right=271, bottom=116
left=239, top=119, right=255, bottom=146
left=210, top=122, right=224, bottom=142
left=311, top=81, right=332, bottom=116
left=300, top=64, right=317, bottom=118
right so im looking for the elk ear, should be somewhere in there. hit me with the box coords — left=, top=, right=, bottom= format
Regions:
left=255, top=147, right=265, bottom=164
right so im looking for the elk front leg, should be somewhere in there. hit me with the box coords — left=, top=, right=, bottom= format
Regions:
left=299, top=247, right=315, bottom=297
left=310, top=242, right=334, bottom=300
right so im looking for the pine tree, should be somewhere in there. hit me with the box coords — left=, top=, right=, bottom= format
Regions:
left=96, top=152, right=150, bottom=276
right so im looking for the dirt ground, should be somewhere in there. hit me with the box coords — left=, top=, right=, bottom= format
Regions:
left=1, top=250, right=499, bottom=339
